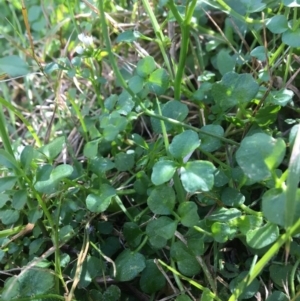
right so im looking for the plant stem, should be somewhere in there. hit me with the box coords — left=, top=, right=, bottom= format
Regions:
left=228, top=218, right=300, bottom=300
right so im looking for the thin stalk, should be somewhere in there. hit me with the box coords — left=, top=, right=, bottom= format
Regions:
left=140, top=0, right=173, bottom=78
left=228, top=218, right=300, bottom=301
left=158, top=259, right=222, bottom=301
left=0, top=97, right=42, bottom=147
left=285, top=124, right=300, bottom=228
left=290, top=258, right=300, bottom=298
left=0, top=104, right=14, bottom=157
left=169, top=0, right=197, bottom=100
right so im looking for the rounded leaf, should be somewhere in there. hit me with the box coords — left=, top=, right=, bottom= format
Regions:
left=169, top=130, right=200, bottom=159
left=147, top=185, right=176, bottom=215
left=221, top=187, right=245, bottom=207
left=199, top=125, right=224, bottom=152
left=140, top=260, right=166, bottom=293
left=115, top=250, right=146, bottom=281
left=212, top=72, right=259, bottom=111
left=136, top=56, right=156, bottom=77
left=229, top=271, right=260, bottom=299
left=266, top=291, right=289, bottom=301
left=151, top=160, right=177, bottom=185
left=266, top=15, right=288, bottom=33
left=180, top=161, right=215, bottom=193
left=146, top=216, right=177, bottom=249
left=115, top=151, right=135, bottom=171
left=128, top=75, right=144, bottom=94
left=236, top=133, right=286, bottom=183
left=282, top=28, right=300, bottom=47
left=246, top=222, right=279, bottom=249
left=177, top=202, right=199, bottom=227
left=147, top=68, right=169, bottom=95
left=170, top=241, right=201, bottom=276
left=123, top=222, right=143, bottom=249
left=151, top=100, right=189, bottom=134
left=211, top=222, right=237, bottom=243
left=86, top=184, right=116, bottom=213
left=18, top=269, right=55, bottom=297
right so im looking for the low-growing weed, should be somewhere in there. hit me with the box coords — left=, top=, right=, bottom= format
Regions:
left=0, top=0, right=300, bottom=300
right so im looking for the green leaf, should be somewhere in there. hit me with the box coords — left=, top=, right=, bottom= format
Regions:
left=146, top=216, right=177, bottom=249
left=207, top=207, right=242, bottom=222
left=29, top=238, right=45, bottom=256
left=0, top=55, right=29, bottom=76
left=140, top=260, right=166, bottom=293
left=254, top=105, right=280, bottom=127
left=289, top=124, right=300, bottom=148
left=216, top=49, right=235, bottom=75
left=39, top=136, right=65, bottom=160
left=34, top=164, right=73, bottom=194
left=199, top=125, right=224, bottom=152
left=117, top=91, right=135, bottom=115
left=59, top=225, right=75, bottom=242
left=123, top=222, right=143, bottom=249
left=176, top=296, right=193, bottom=301
left=180, top=161, right=215, bottom=193
left=169, top=130, right=200, bottom=159
left=86, top=184, right=116, bottom=213
left=2, top=276, right=20, bottom=301
left=115, top=150, right=135, bottom=171
left=283, top=0, right=300, bottom=6
left=102, top=285, right=121, bottom=301
left=214, top=168, right=229, bottom=187
left=28, top=207, right=43, bottom=223
left=229, top=271, right=260, bottom=299
left=116, top=30, right=140, bottom=43
left=0, top=176, right=17, bottom=193
left=244, top=0, right=266, bottom=12
left=147, top=185, right=176, bottom=215
left=84, top=139, right=101, bottom=159
left=246, top=222, right=279, bottom=249
left=265, top=291, right=289, bottom=301
left=12, top=190, right=27, bottom=210
left=170, top=241, right=201, bottom=276
left=20, top=146, right=36, bottom=171
left=151, top=159, right=177, bottom=185
left=147, top=68, right=169, bottom=95
left=104, top=94, right=118, bottom=111
left=211, top=72, right=259, bottom=111
left=0, top=209, right=19, bottom=225
left=90, top=157, right=115, bottom=175
left=136, top=56, right=156, bottom=78
left=266, top=15, right=288, bottom=33
left=250, top=46, right=268, bottom=61
left=237, top=215, right=263, bottom=235
left=128, top=75, right=144, bottom=94
left=211, top=222, right=237, bottom=243
left=221, top=187, right=245, bottom=207
left=0, top=149, right=19, bottom=170
left=76, top=256, right=105, bottom=288
left=115, top=249, right=146, bottom=281
left=186, top=228, right=206, bottom=256
left=177, top=202, right=199, bottom=227
left=236, top=133, right=286, bottom=183
left=151, top=100, right=189, bottom=133
left=282, top=28, right=300, bottom=47
left=18, top=268, right=55, bottom=297
left=267, top=89, right=294, bottom=106
left=269, top=264, right=293, bottom=287
left=102, top=125, right=119, bottom=141
left=262, top=188, right=285, bottom=226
